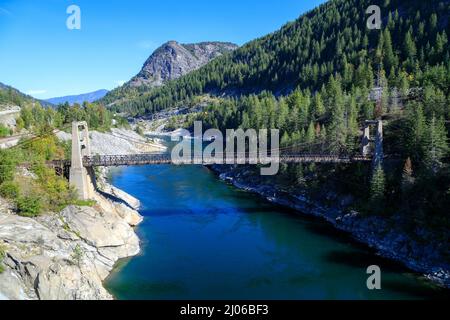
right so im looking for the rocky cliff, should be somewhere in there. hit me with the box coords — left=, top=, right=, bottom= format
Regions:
left=0, top=181, right=142, bottom=300
left=127, top=41, right=238, bottom=88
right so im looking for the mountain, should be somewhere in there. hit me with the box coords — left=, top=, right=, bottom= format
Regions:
left=46, top=89, right=109, bottom=106
left=0, top=82, right=54, bottom=108
left=128, top=41, right=238, bottom=88
left=105, top=0, right=449, bottom=116
left=102, top=41, right=238, bottom=106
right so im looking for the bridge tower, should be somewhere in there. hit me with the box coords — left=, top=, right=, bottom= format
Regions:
left=361, top=120, right=384, bottom=168
left=69, top=121, right=95, bottom=200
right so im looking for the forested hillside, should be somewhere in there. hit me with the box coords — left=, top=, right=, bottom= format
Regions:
left=0, top=82, right=53, bottom=108
left=105, top=0, right=449, bottom=116
left=104, top=0, right=450, bottom=232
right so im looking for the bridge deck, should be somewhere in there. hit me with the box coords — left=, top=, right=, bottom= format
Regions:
left=51, top=153, right=372, bottom=168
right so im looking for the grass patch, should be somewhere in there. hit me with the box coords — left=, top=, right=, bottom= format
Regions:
left=74, top=199, right=97, bottom=207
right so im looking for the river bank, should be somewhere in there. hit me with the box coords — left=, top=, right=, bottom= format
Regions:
left=209, top=165, right=450, bottom=289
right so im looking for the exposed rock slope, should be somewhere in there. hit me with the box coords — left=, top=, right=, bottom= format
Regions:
left=0, top=181, right=143, bottom=300
left=56, top=127, right=167, bottom=155
left=128, top=41, right=238, bottom=88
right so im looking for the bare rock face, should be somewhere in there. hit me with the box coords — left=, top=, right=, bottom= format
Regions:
left=128, top=41, right=238, bottom=88
left=56, top=127, right=167, bottom=156
left=0, top=190, right=143, bottom=300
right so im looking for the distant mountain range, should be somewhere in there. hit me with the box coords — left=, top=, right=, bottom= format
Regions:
left=45, top=89, right=109, bottom=106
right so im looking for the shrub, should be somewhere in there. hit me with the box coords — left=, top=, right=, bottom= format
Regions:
left=16, top=196, right=42, bottom=217
left=0, top=124, right=10, bottom=138
left=0, top=149, right=17, bottom=184
left=0, top=181, right=19, bottom=199
left=73, top=199, right=97, bottom=207
left=0, top=244, right=6, bottom=274
left=71, top=244, right=84, bottom=267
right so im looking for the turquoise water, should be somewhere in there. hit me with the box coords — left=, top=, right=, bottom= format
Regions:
left=104, top=164, right=447, bottom=300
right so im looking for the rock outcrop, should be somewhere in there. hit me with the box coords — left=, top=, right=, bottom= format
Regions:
left=127, top=41, right=238, bottom=88
left=0, top=106, right=20, bottom=129
left=0, top=181, right=143, bottom=300
left=56, top=127, right=167, bottom=155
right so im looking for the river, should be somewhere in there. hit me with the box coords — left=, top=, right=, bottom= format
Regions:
left=104, top=162, right=448, bottom=300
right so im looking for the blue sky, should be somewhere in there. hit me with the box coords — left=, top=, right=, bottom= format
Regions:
left=0, top=0, right=326, bottom=99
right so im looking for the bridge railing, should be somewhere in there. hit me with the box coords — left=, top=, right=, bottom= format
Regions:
left=80, top=153, right=372, bottom=167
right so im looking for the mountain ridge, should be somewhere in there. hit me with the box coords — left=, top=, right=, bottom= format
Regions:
left=101, top=41, right=238, bottom=107
left=0, top=82, right=54, bottom=108
left=127, top=41, right=238, bottom=88
left=45, top=89, right=109, bottom=106
left=103, top=0, right=450, bottom=116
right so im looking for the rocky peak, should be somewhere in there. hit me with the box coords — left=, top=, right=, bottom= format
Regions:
left=127, top=41, right=238, bottom=88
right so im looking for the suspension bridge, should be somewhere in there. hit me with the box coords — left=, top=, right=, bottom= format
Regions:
left=45, top=121, right=383, bottom=200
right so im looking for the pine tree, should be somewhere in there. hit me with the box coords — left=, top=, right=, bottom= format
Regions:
left=306, top=121, right=316, bottom=145
left=404, top=30, right=417, bottom=59
left=383, top=29, right=397, bottom=72
left=277, top=98, right=289, bottom=131
left=370, top=165, right=386, bottom=205
left=326, top=76, right=347, bottom=153
left=401, top=157, right=415, bottom=194
left=406, top=103, right=426, bottom=160
left=346, top=96, right=359, bottom=149
left=423, top=116, right=448, bottom=174
left=313, top=93, right=326, bottom=119
left=281, top=132, right=290, bottom=147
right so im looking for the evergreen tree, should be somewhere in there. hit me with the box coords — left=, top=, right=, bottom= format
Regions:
left=404, top=29, right=417, bottom=59
left=306, top=121, right=316, bottom=145
left=370, top=165, right=386, bottom=206
left=313, top=93, right=325, bottom=119
left=406, top=103, right=427, bottom=160
left=346, top=96, right=359, bottom=149
left=423, top=116, right=448, bottom=174
left=326, top=76, right=347, bottom=153
left=383, top=29, right=397, bottom=72
left=401, top=157, right=415, bottom=195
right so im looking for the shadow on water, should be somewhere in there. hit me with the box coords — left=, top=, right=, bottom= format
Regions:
left=325, top=250, right=409, bottom=273
left=382, top=279, right=450, bottom=300
left=324, top=250, right=450, bottom=299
